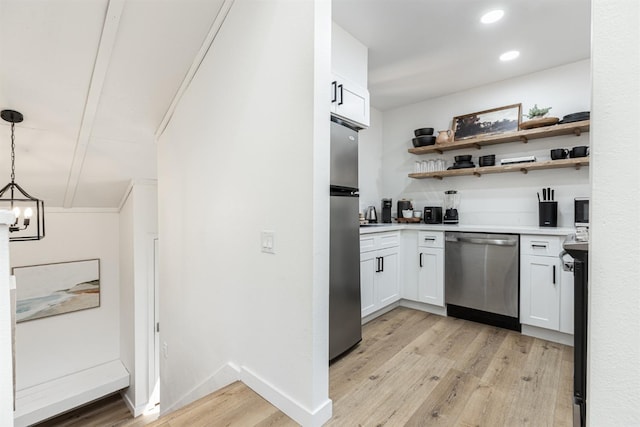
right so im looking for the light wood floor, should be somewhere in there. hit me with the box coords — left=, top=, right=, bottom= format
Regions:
left=35, top=307, right=573, bottom=426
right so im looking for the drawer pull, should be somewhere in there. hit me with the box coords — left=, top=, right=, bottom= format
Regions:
left=424, top=237, right=436, bottom=241
left=531, top=244, right=548, bottom=249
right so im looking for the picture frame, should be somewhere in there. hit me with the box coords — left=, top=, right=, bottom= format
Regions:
left=13, top=259, right=100, bottom=323
left=452, top=103, right=522, bottom=141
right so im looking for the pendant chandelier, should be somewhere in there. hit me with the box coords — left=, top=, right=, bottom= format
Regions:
left=0, top=110, right=45, bottom=241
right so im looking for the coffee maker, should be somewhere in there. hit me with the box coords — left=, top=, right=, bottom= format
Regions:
left=397, top=199, right=413, bottom=218
left=443, top=190, right=460, bottom=224
left=381, top=198, right=392, bottom=223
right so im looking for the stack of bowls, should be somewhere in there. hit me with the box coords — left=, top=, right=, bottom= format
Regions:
left=479, top=154, right=496, bottom=167
left=412, top=127, right=436, bottom=147
left=449, top=155, right=475, bottom=169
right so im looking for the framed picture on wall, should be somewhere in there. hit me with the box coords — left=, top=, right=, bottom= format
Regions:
left=13, top=259, right=100, bottom=323
left=452, top=103, right=522, bottom=140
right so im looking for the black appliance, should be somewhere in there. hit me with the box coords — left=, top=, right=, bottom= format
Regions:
left=575, top=198, right=589, bottom=227
left=423, top=206, right=442, bottom=224
left=381, top=198, right=392, bottom=223
left=329, top=117, right=362, bottom=361
left=397, top=199, right=412, bottom=217
left=563, top=236, right=588, bottom=427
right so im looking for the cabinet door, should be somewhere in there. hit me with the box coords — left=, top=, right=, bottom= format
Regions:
left=418, top=248, right=444, bottom=307
left=560, top=267, right=574, bottom=334
left=331, top=74, right=370, bottom=128
left=360, top=251, right=377, bottom=317
left=520, top=255, right=560, bottom=330
left=377, top=247, right=400, bottom=307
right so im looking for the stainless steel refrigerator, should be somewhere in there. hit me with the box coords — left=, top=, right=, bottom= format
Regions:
left=329, top=117, right=362, bottom=361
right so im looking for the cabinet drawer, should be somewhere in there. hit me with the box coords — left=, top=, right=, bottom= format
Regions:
left=418, top=231, right=444, bottom=248
left=359, top=235, right=376, bottom=252
left=521, top=235, right=562, bottom=257
left=378, top=232, right=400, bottom=249
left=360, top=231, right=400, bottom=253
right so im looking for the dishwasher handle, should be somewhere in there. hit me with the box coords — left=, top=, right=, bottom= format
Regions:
left=448, top=236, right=518, bottom=246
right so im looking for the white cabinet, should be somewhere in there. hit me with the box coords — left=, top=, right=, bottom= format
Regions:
left=520, top=235, right=573, bottom=334
left=417, top=231, right=444, bottom=307
left=330, top=75, right=370, bottom=128
left=360, top=232, right=400, bottom=317
left=331, top=22, right=370, bottom=128
left=360, top=250, right=377, bottom=316
left=520, top=255, right=560, bottom=329
left=377, top=247, right=400, bottom=306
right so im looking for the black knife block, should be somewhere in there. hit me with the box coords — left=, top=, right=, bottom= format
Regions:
left=539, top=201, right=558, bottom=227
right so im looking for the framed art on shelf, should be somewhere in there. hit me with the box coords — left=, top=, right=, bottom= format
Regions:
left=13, top=259, right=100, bottom=323
left=453, top=103, right=522, bottom=140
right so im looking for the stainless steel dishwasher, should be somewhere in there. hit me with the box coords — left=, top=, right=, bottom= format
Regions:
left=445, top=232, right=520, bottom=331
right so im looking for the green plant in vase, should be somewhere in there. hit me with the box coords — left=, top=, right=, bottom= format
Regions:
left=525, top=104, right=552, bottom=120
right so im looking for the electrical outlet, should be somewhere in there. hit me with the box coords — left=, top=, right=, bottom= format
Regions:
left=162, top=342, right=168, bottom=359
left=261, top=231, right=275, bottom=254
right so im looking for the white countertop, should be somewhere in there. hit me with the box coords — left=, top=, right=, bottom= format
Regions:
left=359, top=223, right=575, bottom=236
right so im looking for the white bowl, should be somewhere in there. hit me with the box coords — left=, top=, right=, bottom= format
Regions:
left=402, top=209, right=413, bottom=218
left=413, top=211, right=422, bottom=218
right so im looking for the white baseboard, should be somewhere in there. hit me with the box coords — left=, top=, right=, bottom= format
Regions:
left=120, top=391, right=149, bottom=418
left=362, top=301, right=400, bottom=324
left=362, top=299, right=447, bottom=325
left=163, top=363, right=331, bottom=426
left=240, top=366, right=332, bottom=427
left=399, top=299, right=448, bottom=317
left=521, top=325, right=574, bottom=346
left=160, top=362, right=240, bottom=416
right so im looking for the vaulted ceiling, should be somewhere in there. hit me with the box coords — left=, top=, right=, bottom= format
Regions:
left=0, top=0, right=590, bottom=209
left=0, top=0, right=225, bottom=208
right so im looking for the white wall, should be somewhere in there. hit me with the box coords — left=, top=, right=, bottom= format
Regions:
left=10, top=209, right=120, bottom=390
left=0, top=212, right=14, bottom=427
left=358, top=107, right=383, bottom=211
left=157, top=1, right=331, bottom=425
left=377, top=60, right=591, bottom=226
left=589, top=1, right=640, bottom=424
left=119, top=182, right=158, bottom=415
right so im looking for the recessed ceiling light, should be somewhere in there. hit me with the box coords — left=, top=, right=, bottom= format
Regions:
left=481, top=9, right=504, bottom=24
left=500, top=50, right=520, bottom=61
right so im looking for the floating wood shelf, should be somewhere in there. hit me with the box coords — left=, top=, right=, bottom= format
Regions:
left=408, top=120, right=590, bottom=155
left=408, top=157, right=589, bottom=180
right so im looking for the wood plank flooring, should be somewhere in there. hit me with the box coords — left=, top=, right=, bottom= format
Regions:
left=35, top=307, right=573, bottom=426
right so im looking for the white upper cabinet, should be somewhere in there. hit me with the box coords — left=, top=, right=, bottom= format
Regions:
left=331, top=23, right=370, bottom=128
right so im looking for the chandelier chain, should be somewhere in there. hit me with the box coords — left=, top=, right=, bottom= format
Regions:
left=10, top=122, right=15, bottom=183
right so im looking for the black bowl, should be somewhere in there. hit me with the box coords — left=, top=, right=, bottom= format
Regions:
left=479, top=158, right=495, bottom=167
left=414, top=127, right=434, bottom=137
left=455, top=155, right=472, bottom=163
left=412, top=135, right=436, bottom=147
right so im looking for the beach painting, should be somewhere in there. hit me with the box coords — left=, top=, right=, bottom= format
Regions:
left=14, top=259, right=100, bottom=323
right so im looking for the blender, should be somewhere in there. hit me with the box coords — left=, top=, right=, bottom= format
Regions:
left=443, top=190, right=460, bottom=224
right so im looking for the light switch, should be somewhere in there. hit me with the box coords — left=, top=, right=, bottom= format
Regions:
left=261, top=231, right=275, bottom=254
